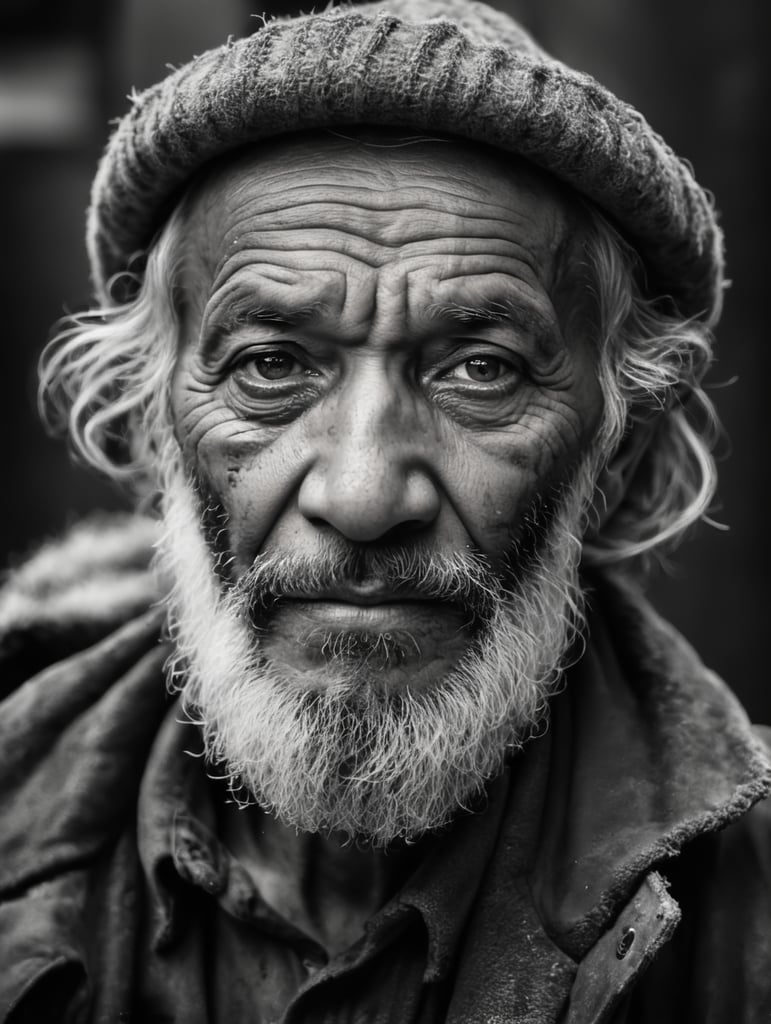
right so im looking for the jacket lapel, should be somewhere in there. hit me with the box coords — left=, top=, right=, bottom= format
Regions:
left=563, top=871, right=680, bottom=1024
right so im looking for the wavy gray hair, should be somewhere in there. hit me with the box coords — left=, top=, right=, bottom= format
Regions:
left=38, top=194, right=719, bottom=571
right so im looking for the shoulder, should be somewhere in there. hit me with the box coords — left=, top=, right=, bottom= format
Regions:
left=0, top=519, right=170, bottom=1019
left=0, top=515, right=169, bottom=898
left=708, top=725, right=771, bottom=897
left=0, top=514, right=161, bottom=696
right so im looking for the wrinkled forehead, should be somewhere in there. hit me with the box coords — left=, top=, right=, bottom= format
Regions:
left=176, top=128, right=585, bottom=321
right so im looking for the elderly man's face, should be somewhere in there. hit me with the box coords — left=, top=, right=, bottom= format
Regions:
left=170, top=133, right=602, bottom=693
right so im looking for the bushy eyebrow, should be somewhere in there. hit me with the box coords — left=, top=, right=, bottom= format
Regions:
left=426, top=300, right=555, bottom=338
left=200, top=302, right=324, bottom=360
left=216, top=303, right=322, bottom=332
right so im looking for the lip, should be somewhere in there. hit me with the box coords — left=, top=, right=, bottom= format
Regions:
left=271, top=597, right=469, bottom=633
left=278, top=584, right=434, bottom=607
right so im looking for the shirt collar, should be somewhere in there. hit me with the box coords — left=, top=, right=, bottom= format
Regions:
left=136, top=702, right=212, bottom=950
left=136, top=703, right=536, bottom=975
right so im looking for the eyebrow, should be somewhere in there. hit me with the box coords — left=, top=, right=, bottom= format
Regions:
left=200, top=302, right=324, bottom=360
left=426, top=299, right=557, bottom=340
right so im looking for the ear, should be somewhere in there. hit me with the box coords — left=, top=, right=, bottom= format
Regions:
left=588, top=420, right=656, bottom=533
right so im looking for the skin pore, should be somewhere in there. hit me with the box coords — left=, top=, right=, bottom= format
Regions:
left=169, top=131, right=604, bottom=955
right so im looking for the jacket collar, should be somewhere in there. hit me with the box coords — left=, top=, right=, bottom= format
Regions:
left=530, top=571, right=771, bottom=959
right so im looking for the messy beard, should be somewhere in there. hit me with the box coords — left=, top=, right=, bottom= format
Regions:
left=156, top=444, right=596, bottom=847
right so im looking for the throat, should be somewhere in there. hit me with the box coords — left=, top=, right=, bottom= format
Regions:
left=221, top=801, right=426, bottom=957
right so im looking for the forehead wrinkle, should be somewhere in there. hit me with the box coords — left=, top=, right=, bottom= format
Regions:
left=206, top=215, right=547, bottom=278
left=189, top=177, right=569, bottom=279
left=210, top=181, right=557, bottom=223
left=181, top=140, right=577, bottom=348
left=197, top=265, right=360, bottom=359
left=199, top=134, right=570, bottom=218
left=184, top=128, right=574, bottom=250
left=205, top=264, right=348, bottom=316
left=205, top=230, right=559, bottom=301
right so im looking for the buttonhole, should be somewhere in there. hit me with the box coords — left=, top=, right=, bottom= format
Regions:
left=615, top=926, right=636, bottom=960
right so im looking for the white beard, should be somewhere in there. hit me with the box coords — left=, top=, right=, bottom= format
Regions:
left=156, top=453, right=596, bottom=846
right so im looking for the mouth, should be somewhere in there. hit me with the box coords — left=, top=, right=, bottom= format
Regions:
left=276, top=580, right=439, bottom=604
left=253, top=591, right=477, bottom=688
left=273, top=597, right=472, bottom=634
left=248, top=579, right=476, bottom=628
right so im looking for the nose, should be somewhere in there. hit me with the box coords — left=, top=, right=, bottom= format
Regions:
left=297, top=371, right=441, bottom=543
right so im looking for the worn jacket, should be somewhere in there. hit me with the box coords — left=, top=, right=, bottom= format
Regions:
left=0, top=517, right=769, bottom=1023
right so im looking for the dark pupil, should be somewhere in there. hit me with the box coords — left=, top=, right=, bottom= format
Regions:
left=465, top=357, right=500, bottom=382
left=257, top=354, right=294, bottom=380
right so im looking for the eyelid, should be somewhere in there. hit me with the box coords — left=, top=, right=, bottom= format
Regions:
left=232, top=349, right=310, bottom=383
left=226, top=339, right=309, bottom=370
left=430, top=340, right=526, bottom=374
left=444, top=356, right=521, bottom=382
left=199, top=315, right=295, bottom=365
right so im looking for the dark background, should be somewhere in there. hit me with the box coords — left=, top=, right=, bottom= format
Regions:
left=1, top=0, right=768, bottom=720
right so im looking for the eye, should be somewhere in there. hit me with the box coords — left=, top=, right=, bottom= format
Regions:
left=241, top=352, right=304, bottom=381
left=444, top=354, right=520, bottom=384
left=461, top=356, right=502, bottom=382
left=225, top=345, right=325, bottom=423
left=229, top=348, right=322, bottom=395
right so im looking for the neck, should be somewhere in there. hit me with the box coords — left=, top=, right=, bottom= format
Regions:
left=221, top=801, right=427, bottom=956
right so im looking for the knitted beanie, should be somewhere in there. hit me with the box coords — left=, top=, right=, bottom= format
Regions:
left=88, top=0, right=724, bottom=323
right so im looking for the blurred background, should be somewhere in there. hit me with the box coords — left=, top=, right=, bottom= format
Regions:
left=1, top=0, right=768, bottom=719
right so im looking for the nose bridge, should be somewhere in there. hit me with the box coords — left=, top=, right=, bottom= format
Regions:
left=299, top=362, right=440, bottom=541
left=337, top=360, right=408, bottom=457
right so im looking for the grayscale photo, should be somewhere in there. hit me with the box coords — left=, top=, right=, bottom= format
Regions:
left=1, top=0, right=768, bottom=1020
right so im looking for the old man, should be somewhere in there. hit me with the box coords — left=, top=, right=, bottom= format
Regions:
left=1, top=0, right=769, bottom=1021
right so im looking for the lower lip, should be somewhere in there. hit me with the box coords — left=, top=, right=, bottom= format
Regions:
left=274, top=599, right=469, bottom=633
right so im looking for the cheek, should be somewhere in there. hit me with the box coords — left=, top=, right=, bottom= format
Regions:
left=195, top=425, right=311, bottom=574
left=447, top=437, right=540, bottom=566
left=446, top=393, right=601, bottom=565
left=171, top=371, right=310, bottom=574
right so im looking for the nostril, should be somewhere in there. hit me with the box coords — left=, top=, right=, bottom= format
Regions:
left=377, top=518, right=433, bottom=546
left=303, top=517, right=432, bottom=548
left=305, top=515, right=331, bottom=530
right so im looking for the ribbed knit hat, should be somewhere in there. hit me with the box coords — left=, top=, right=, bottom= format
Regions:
left=88, top=0, right=724, bottom=322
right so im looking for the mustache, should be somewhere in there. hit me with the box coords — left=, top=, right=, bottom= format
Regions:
left=229, top=541, right=508, bottom=624
left=192, top=473, right=561, bottom=623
